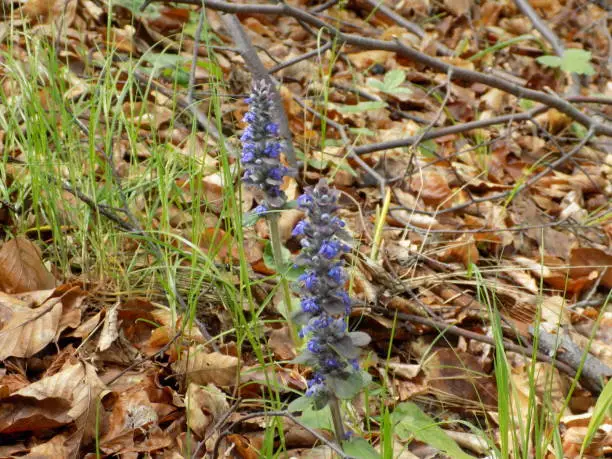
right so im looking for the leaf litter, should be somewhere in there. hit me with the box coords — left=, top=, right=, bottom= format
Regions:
left=0, top=0, right=611, bottom=457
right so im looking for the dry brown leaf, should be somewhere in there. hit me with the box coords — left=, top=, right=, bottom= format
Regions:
left=0, top=237, right=56, bottom=293
left=0, top=361, right=106, bottom=436
left=22, top=0, right=77, bottom=27
left=423, top=348, right=497, bottom=407
left=185, top=383, right=229, bottom=439
left=22, top=433, right=78, bottom=458
left=268, top=326, right=297, bottom=360
left=98, top=301, right=120, bottom=352
left=438, top=234, right=479, bottom=267
left=0, top=291, right=62, bottom=359
left=570, top=247, right=612, bottom=288
left=173, top=349, right=239, bottom=386
left=442, top=0, right=470, bottom=16
left=409, top=170, right=452, bottom=206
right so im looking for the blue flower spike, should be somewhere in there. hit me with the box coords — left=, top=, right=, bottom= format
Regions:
left=292, top=179, right=371, bottom=410
left=240, top=80, right=295, bottom=212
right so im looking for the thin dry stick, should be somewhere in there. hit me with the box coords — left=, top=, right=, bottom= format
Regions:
left=142, top=0, right=612, bottom=137
left=269, top=41, right=333, bottom=74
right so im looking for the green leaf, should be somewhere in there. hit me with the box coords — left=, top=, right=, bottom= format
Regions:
left=287, top=395, right=311, bottom=412
left=242, top=211, right=261, bottom=227
left=536, top=55, right=562, bottom=68
left=560, top=49, right=595, bottom=75
left=327, top=371, right=370, bottom=399
left=383, top=69, right=406, bottom=89
left=337, top=101, right=387, bottom=113
left=342, top=438, right=380, bottom=459
left=197, top=60, right=223, bottom=80
left=386, top=86, right=412, bottom=95
left=142, top=53, right=188, bottom=69
left=263, top=239, right=291, bottom=270
left=366, top=78, right=386, bottom=91
left=348, top=127, right=376, bottom=137
left=391, top=402, right=475, bottom=459
left=537, top=50, right=595, bottom=75
left=418, top=139, right=438, bottom=159
left=581, top=379, right=612, bottom=456
left=263, top=240, right=304, bottom=281
left=298, top=402, right=334, bottom=431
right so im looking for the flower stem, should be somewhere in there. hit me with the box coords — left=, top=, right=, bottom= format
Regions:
left=267, top=214, right=298, bottom=343
left=329, top=395, right=346, bottom=446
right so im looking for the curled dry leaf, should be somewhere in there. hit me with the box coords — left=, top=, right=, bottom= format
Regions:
left=185, top=383, right=229, bottom=439
left=570, top=247, right=612, bottom=289
left=268, top=326, right=297, bottom=360
left=98, top=301, right=120, bottom=352
left=0, top=236, right=56, bottom=293
left=173, top=349, right=239, bottom=386
left=0, top=361, right=106, bottom=437
left=0, top=291, right=62, bottom=359
left=22, top=0, right=77, bottom=27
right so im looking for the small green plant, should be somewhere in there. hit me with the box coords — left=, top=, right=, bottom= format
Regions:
left=536, top=49, right=595, bottom=75
left=367, top=69, right=412, bottom=96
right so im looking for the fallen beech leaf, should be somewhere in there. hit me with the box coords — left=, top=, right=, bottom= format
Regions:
left=23, top=433, right=79, bottom=458
left=226, top=434, right=260, bottom=459
left=439, top=234, right=479, bottom=267
left=423, top=348, right=497, bottom=408
left=570, top=247, right=612, bottom=289
left=0, top=237, right=56, bottom=293
left=409, top=170, right=452, bottom=206
left=98, top=301, right=120, bottom=351
left=185, top=383, right=229, bottom=438
left=268, top=326, right=297, bottom=360
left=442, top=0, right=470, bottom=16
left=0, top=361, right=106, bottom=436
left=173, top=349, right=239, bottom=386
left=0, top=292, right=62, bottom=359
left=22, top=0, right=77, bottom=26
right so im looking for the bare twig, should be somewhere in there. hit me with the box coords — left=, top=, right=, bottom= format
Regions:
left=530, top=326, right=611, bottom=393
left=142, top=0, right=612, bottom=136
left=310, top=0, right=340, bottom=13
left=353, top=105, right=548, bottom=155
left=269, top=41, right=333, bottom=74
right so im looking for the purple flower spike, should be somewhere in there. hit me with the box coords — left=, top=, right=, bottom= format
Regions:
left=292, top=179, right=370, bottom=410
left=240, top=80, right=295, bottom=212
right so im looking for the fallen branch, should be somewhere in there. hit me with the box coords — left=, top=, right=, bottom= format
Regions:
left=374, top=307, right=604, bottom=394
left=142, top=0, right=612, bottom=137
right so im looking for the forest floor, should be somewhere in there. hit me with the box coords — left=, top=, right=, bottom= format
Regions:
left=0, top=0, right=611, bottom=458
